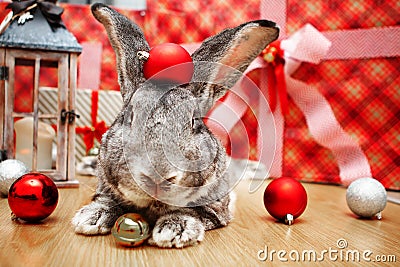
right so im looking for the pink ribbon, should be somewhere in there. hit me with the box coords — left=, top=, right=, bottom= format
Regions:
left=280, top=24, right=372, bottom=185
left=323, top=26, right=400, bottom=60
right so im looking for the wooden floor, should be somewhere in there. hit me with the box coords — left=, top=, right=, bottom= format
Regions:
left=0, top=175, right=399, bottom=267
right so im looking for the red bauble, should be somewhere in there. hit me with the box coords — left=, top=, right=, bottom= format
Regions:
left=8, top=173, right=58, bottom=222
left=263, top=177, right=307, bottom=224
left=143, top=43, right=194, bottom=84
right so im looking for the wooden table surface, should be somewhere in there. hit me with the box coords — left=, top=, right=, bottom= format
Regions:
left=0, top=175, right=399, bottom=267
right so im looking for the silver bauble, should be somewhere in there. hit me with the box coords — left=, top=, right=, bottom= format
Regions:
left=0, top=159, right=29, bottom=197
left=346, top=177, right=387, bottom=219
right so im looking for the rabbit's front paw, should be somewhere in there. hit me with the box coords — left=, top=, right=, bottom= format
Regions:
left=149, top=214, right=205, bottom=248
left=72, top=202, right=118, bottom=235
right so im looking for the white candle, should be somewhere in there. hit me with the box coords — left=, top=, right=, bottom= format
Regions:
left=14, top=117, right=56, bottom=170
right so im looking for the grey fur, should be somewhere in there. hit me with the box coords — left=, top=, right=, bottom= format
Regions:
left=72, top=3, right=279, bottom=248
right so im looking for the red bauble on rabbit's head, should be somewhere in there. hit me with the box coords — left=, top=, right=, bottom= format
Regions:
left=138, top=43, right=194, bottom=84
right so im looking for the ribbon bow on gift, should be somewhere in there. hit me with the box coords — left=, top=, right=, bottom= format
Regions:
left=76, top=90, right=108, bottom=154
left=6, top=0, right=65, bottom=28
left=260, top=40, right=288, bottom=115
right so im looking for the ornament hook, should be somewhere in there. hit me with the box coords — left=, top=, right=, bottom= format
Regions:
left=137, top=51, right=150, bottom=61
left=284, top=214, right=294, bottom=225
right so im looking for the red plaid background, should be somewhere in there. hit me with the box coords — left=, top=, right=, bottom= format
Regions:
left=284, top=0, right=399, bottom=189
left=0, top=1, right=399, bottom=189
left=285, top=57, right=400, bottom=188
left=233, top=0, right=399, bottom=189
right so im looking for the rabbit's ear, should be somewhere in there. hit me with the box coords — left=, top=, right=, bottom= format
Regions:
left=91, top=4, right=150, bottom=100
left=191, top=20, right=279, bottom=115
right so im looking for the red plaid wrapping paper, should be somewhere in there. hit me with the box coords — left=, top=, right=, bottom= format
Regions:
left=286, top=58, right=400, bottom=188
left=228, top=0, right=399, bottom=190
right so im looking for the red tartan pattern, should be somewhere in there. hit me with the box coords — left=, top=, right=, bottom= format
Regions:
left=146, top=0, right=260, bottom=45
left=230, top=0, right=399, bottom=189
left=290, top=58, right=400, bottom=189
left=286, top=0, right=400, bottom=34
left=230, top=57, right=400, bottom=189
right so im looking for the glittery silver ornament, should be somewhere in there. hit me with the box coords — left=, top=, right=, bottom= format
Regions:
left=0, top=159, right=29, bottom=197
left=346, top=177, right=387, bottom=219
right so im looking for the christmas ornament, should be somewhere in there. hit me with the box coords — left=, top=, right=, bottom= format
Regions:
left=112, top=213, right=150, bottom=247
left=139, top=43, right=194, bottom=84
left=0, top=159, right=29, bottom=197
left=263, top=177, right=308, bottom=225
left=8, top=173, right=59, bottom=222
left=346, top=177, right=387, bottom=219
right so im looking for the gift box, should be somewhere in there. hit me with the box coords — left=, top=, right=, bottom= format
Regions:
left=39, top=87, right=122, bottom=162
left=219, top=0, right=400, bottom=190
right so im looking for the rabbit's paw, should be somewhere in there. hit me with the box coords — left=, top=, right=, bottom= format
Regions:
left=72, top=202, right=117, bottom=235
left=149, top=214, right=205, bottom=248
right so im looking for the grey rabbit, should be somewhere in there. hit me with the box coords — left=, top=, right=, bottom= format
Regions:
left=72, top=3, right=279, bottom=248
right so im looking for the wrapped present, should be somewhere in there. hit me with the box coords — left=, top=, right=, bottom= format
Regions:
left=211, top=0, right=400, bottom=190
left=39, top=87, right=122, bottom=162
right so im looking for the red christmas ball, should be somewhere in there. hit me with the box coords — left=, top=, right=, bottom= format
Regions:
left=263, top=177, right=307, bottom=224
left=143, top=43, right=194, bottom=84
left=8, top=173, right=58, bottom=222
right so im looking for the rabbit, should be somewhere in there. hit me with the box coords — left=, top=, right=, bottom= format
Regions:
left=72, top=3, right=279, bottom=248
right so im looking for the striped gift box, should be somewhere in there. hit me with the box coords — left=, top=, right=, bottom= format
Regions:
left=39, top=87, right=122, bottom=162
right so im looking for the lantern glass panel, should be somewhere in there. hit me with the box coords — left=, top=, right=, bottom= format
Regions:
left=14, top=64, right=34, bottom=113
